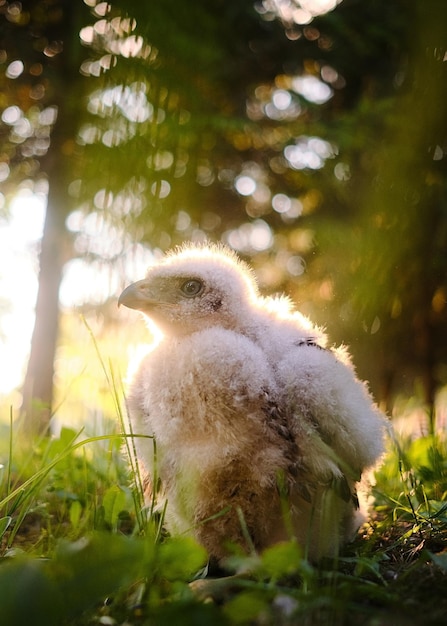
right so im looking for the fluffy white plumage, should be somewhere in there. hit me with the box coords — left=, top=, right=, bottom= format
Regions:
left=119, top=243, right=386, bottom=563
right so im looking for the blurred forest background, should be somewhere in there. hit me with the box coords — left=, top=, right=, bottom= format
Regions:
left=1, top=0, right=446, bottom=437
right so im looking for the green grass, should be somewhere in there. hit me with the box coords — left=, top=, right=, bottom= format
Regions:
left=1, top=371, right=447, bottom=625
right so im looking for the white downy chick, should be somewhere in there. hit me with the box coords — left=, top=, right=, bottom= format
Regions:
left=119, top=243, right=386, bottom=563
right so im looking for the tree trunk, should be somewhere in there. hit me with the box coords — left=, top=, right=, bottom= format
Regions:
left=20, top=0, right=87, bottom=435
left=20, top=171, right=71, bottom=435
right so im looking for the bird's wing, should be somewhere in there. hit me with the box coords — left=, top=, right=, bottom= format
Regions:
left=275, top=342, right=386, bottom=483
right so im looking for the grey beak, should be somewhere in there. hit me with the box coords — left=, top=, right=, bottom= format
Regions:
left=118, top=279, right=154, bottom=311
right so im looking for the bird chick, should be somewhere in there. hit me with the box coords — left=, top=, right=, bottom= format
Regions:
left=119, top=243, right=386, bottom=563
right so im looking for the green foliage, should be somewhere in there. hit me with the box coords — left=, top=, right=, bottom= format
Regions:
left=373, top=432, right=447, bottom=546
left=0, top=532, right=187, bottom=626
left=156, top=537, right=207, bottom=581
left=1, top=412, right=446, bottom=625
left=258, top=540, right=303, bottom=581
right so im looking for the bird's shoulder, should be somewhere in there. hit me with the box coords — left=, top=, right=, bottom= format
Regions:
left=136, top=325, right=273, bottom=388
left=248, top=301, right=328, bottom=366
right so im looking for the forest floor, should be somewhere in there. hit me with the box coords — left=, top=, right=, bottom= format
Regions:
left=0, top=419, right=446, bottom=626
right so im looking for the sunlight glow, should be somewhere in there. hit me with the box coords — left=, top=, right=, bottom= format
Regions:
left=0, top=191, right=155, bottom=396
left=272, top=193, right=303, bottom=220
left=0, top=191, right=45, bottom=394
left=292, top=75, right=333, bottom=104
left=256, top=0, right=343, bottom=24
left=225, top=219, right=273, bottom=253
left=284, top=136, right=336, bottom=170
left=272, top=89, right=292, bottom=110
left=235, top=175, right=257, bottom=196
left=6, top=59, right=24, bottom=79
left=79, top=9, right=153, bottom=73
left=60, top=242, right=153, bottom=308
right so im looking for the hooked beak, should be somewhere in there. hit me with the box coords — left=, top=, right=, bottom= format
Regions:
left=118, top=279, right=157, bottom=312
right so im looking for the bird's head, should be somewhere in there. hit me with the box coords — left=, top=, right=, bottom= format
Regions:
left=118, top=244, right=259, bottom=336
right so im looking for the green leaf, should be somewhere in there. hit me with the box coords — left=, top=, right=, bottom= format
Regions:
left=154, top=598, right=227, bottom=626
left=69, top=500, right=82, bottom=528
left=158, top=537, right=207, bottom=581
left=0, top=533, right=155, bottom=626
left=259, top=540, right=303, bottom=579
left=0, top=558, right=60, bottom=626
left=223, top=590, right=270, bottom=624
left=102, top=485, right=128, bottom=527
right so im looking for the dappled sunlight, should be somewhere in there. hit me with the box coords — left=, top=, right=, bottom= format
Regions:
left=247, top=73, right=333, bottom=122
left=5, top=59, right=24, bottom=79
left=80, top=2, right=153, bottom=67
left=256, top=0, right=343, bottom=25
left=272, top=193, right=303, bottom=219
left=224, top=219, right=273, bottom=253
left=234, top=174, right=257, bottom=196
left=292, top=75, right=333, bottom=104
left=1, top=104, right=56, bottom=157
left=284, top=136, right=336, bottom=170
left=264, top=88, right=302, bottom=121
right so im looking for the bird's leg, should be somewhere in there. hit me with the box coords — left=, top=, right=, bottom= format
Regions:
left=189, top=564, right=254, bottom=603
left=189, top=552, right=259, bottom=602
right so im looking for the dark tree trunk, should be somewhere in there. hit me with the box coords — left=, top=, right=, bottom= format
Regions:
left=20, top=0, right=88, bottom=435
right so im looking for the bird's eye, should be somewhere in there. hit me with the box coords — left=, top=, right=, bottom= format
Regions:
left=180, top=279, right=203, bottom=298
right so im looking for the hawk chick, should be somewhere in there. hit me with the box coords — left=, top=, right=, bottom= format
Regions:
left=119, top=243, right=386, bottom=562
